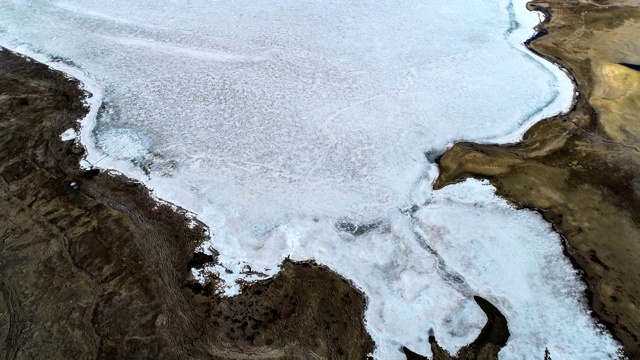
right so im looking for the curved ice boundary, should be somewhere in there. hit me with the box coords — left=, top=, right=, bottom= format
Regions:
left=0, top=0, right=623, bottom=358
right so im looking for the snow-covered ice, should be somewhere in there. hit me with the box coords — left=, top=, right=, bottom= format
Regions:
left=60, top=128, right=78, bottom=141
left=0, top=0, right=624, bottom=358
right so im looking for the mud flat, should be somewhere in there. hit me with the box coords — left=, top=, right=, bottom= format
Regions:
left=435, top=1, right=640, bottom=358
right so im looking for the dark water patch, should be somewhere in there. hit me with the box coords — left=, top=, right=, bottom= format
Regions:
left=529, top=4, right=552, bottom=24
left=619, top=63, right=640, bottom=71
left=525, top=28, right=549, bottom=45
left=240, top=264, right=269, bottom=278
left=505, top=0, right=520, bottom=37
left=187, top=251, right=217, bottom=270
left=411, top=229, right=471, bottom=295
left=424, top=148, right=442, bottom=163
left=335, top=220, right=381, bottom=236
left=49, top=54, right=82, bottom=69
left=83, top=168, right=100, bottom=178
left=400, top=204, right=420, bottom=216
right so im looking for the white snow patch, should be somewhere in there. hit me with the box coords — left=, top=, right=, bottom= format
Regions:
left=60, top=128, right=77, bottom=141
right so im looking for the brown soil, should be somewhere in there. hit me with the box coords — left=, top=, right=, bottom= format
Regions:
left=0, top=47, right=375, bottom=359
left=435, top=1, right=640, bottom=358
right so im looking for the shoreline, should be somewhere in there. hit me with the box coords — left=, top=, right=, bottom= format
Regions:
left=0, top=45, right=516, bottom=359
left=0, top=1, right=630, bottom=359
left=0, top=48, right=509, bottom=359
left=435, top=1, right=640, bottom=357
left=0, top=0, right=576, bottom=232
left=0, top=3, right=585, bottom=358
left=0, top=47, right=375, bottom=358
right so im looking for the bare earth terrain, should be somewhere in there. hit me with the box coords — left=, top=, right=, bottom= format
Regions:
left=1, top=0, right=639, bottom=359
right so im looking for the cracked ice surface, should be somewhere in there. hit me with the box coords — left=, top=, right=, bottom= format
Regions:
left=0, top=0, right=623, bottom=358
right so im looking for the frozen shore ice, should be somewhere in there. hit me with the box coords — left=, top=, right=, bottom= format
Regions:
left=0, top=0, right=623, bottom=358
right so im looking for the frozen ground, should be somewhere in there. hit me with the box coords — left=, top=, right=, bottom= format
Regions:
left=0, top=0, right=623, bottom=358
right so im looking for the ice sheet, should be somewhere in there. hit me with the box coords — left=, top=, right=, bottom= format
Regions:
left=0, top=0, right=623, bottom=358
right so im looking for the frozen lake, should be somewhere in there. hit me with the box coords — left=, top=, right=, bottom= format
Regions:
left=0, top=0, right=623, bottom=358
